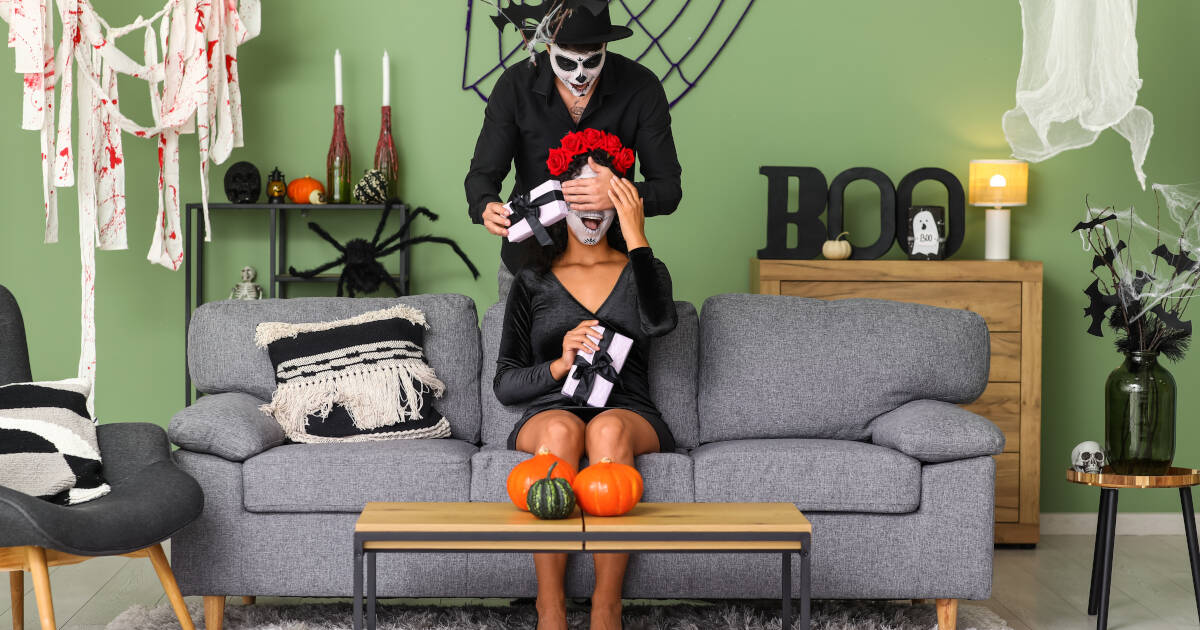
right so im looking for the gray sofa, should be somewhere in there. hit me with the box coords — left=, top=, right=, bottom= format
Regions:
left=169, top=293, right=1002, bottom=608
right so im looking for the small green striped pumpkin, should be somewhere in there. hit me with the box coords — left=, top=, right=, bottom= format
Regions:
left=527, top=461, right=576, bottom=520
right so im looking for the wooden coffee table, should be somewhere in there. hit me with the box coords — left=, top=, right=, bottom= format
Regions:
left=352, top=501, right=812, bottom=630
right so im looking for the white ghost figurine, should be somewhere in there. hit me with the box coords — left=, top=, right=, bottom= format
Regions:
left=911, top=209, right=941, bottom=256
left=1071, top=441, right=1106, bottom=474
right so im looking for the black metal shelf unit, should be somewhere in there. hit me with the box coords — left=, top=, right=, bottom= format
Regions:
left=183, top=202, right=411, bottom=405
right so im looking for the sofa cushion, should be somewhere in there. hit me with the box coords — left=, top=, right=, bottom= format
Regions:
left=242, top=439, right=477, bottom=513
left=469, top=447, right=694, bottom=503
left=480, top=301, right=700, bottom=448
left=697, top=295, right=989, bottom=443
left=692, top=438, right=920, bottom=513
left=188, top=295, right=482, bottom=443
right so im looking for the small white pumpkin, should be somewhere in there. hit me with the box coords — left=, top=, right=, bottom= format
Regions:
left=822, top=232, right=852, bottom=260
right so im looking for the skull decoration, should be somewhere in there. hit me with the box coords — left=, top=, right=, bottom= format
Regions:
left=1071, top=441, right=1106, bottom=474
left=224, top=161, right=262, bottom=204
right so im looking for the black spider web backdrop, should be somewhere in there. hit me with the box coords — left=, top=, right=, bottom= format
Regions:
left=462, top=0, right=755, bottom=108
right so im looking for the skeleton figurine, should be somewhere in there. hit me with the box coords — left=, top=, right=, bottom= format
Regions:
left=229, top=266, right=264, bottom=300
left=1071, top=441, right=1107, bottom=474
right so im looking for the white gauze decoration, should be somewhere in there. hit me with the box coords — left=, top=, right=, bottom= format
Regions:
left=1002, top=0, right=1153, bottom=189
left=0, top=0, right=261, bottom=415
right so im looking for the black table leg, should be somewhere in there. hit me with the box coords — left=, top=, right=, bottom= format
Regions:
left=367, top=551, right=377, bottom=630
left=1181, top=487, right=1200, bottom=623
left=1088, top=489, right=1111, bottom=615
left=799, top=543, right=811, bottom=630
left=1096, top=489, right=1118, bottom=630
left=782, top=551, right=792, bottom=629
left=353, top=545, right=363, bottom=630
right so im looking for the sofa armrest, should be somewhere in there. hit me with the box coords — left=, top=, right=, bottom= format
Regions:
left=869, top=400, right=1004, bottom=463
left=97, top=422, right=171, bottom=484
left=168, top=392, right=285, bottom=462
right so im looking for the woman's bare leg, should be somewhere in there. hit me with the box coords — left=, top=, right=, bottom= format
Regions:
left=515, top=410, right=587, bottom=630
left=584, top=410, right=660, bottom=630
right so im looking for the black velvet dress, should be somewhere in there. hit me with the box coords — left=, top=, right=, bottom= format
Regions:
left=494, top=246, right=678, bottom=453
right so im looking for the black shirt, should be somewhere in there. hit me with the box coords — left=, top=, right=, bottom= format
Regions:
left=464, top=50, right=683, bottom=273
left=494, top=246, right=678, bottom=452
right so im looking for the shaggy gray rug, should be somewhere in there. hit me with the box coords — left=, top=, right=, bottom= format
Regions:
left=106, top=598, right=1011, bottom=630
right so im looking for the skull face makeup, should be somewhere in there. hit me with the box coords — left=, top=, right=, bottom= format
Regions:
left=564, top=163, right=616, bottom=245
left=550, top=43, right=606, bottom=98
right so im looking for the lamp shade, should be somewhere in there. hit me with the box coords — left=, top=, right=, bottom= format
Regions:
left=968, top=159, right=1028, bottom=207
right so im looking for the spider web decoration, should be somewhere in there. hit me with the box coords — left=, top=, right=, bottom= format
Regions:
left=462, top=0, right=755, bottom=108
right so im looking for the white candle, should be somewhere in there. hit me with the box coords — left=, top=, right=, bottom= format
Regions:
left=382, top=50, right=390, bottom=107
left=334, top=49, right=343, bottom=106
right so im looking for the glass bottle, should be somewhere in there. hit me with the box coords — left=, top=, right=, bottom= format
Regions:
left=326, top=105, right=351, bottom=204
left=374, top=105, right=399, bottom=200
left=1105, top=351, right=1176, bottom=475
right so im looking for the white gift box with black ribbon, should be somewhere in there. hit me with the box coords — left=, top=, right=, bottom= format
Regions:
left=561, top=325, right=634, bottom=407
left=505, top=180, right=569, bottom=245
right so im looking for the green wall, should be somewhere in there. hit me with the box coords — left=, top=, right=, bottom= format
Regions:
left=2, top=1, right=1198, bottom=514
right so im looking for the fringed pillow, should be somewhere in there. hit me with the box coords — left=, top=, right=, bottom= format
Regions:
left=0, top=378, right=111, bottom=504
left=255, top=305, right=452, bottom=443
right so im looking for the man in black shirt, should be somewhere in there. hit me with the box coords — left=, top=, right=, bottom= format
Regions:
left=464, top=1, right=682, bottom=300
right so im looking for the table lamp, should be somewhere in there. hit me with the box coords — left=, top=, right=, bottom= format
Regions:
left=968, top=159, right=1028, bottom=260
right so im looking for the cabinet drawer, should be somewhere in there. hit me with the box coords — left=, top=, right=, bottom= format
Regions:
left=962, top=383, right=1020, bottom=452
left=995, top=453, right=1019, bottom=522
left=989, top=333, right=1020, bottom=382
left=779, top=281, right=1022, bottom=331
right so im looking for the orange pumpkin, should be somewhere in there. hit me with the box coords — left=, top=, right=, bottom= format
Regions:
left=572, top=457, right=643, bottom=516
left=287, top=175, right=326, bottom=204
left=506, top=447, right=577, bottom=511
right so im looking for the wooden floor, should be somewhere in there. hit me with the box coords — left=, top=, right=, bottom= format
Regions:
left=1, top=536, right=1197, bottom=630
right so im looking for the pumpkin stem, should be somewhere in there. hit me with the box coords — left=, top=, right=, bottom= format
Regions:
left=545, top=461, right=558, bottom=480
left=834, top=231, right=850, bottom=241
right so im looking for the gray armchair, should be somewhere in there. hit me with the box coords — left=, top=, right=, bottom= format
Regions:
left=0, top=285, right=204, bottom=630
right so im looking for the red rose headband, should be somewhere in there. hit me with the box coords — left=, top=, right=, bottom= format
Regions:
left=547, top=128, right=635, bottom=178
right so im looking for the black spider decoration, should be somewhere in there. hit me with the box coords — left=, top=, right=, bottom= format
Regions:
left=288, top=199, right=480, bottom=297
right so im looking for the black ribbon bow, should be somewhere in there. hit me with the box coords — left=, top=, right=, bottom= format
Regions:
left=508, top=185, right=566, bottom=247
left=568, top=327, right=624, bottom=406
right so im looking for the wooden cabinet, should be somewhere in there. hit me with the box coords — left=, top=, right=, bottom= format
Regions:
left=751, top=259, right=1043, bottom=545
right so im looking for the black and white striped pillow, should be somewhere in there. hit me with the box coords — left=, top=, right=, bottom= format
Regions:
left=255, top=305, right=452, bottom=443
left=0, top=378, right=111, bottom=505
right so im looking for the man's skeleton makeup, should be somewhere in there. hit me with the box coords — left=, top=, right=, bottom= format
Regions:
left=550, top=44, right=606, bottom=98
left=565, top=163, right=616, bottom=245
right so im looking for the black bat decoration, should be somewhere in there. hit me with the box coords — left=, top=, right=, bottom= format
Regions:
left=1151, top=243, right=1199, bottom=276
left=1150, top=303, right=1193, bottom=334
left=1072, top=213, right=1118, bottom=233
left=1083, top=279, right=1121, bottom=337
left=1091, top=240, right=1127, bottom=271
left=491, top=0, right=546, bottom=32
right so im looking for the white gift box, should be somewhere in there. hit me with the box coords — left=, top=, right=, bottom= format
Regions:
left=505, top=179, right=570, bottom=243
left=561, top=325, right=634, bottom=407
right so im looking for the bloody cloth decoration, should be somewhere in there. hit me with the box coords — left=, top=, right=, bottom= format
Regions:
left=0, top=0, right=260, bottom=415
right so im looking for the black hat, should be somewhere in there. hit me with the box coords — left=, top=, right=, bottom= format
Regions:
left=493, top=1, right=633, bottom=46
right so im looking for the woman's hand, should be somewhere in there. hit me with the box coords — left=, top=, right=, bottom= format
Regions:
left=482, top=202, right=510, bottom=237
left=608, top=177, right=648, bottom=250
left=550, top=319, right=601, bottom=380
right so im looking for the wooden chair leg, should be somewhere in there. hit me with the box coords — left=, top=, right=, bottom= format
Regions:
left=241, top=597, right=255, bottom=606
left=936, top=598, right=957, bottom=630
left=145, top=544, right=196, bottom=630
left=9, top=571, right=22, bottom=630
left=24, top=548, right=53, bottom=630
left=204, top=596, right=226, bottom=630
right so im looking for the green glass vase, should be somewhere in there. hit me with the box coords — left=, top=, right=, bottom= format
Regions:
left=1104, top=351, right=1176, bottom=475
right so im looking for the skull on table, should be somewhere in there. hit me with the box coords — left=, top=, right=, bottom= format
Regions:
left=1071, top=441, right=1106, bottom=474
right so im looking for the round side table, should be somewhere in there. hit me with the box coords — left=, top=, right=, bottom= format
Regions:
left=1066, top=467, right=1200, bottom=630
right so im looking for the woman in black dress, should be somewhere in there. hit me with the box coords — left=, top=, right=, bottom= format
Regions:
left=494, top=164, right=677, bottom=630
